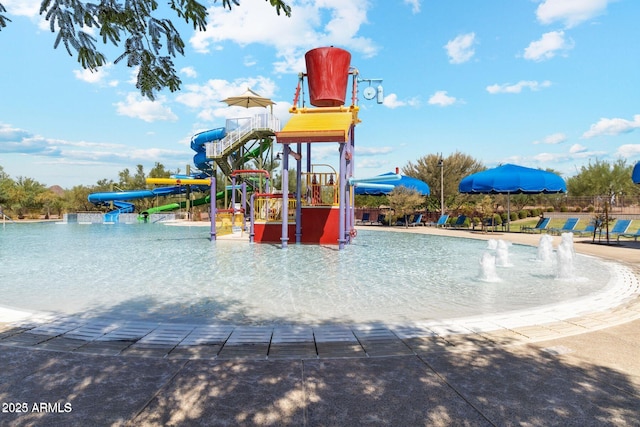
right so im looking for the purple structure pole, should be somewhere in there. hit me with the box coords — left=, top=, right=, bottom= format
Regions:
left=281, top=144, right=289, bottom=249
left=241, top=182, right=247, bottom=230
left=210, top=176, right=216, bottom=241
left=295, top=142, right=302, bottom=243
left=347, top=126, right=356, bottom=242
left=338, top=143, right=347, bottom=249
left=249, top=192, right=255, bottom=243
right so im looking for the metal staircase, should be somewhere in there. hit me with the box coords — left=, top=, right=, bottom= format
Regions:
left=206, top=114, right=280, bottom=176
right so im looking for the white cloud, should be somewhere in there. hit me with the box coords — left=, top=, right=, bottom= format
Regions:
left=382, top=93, right=406, bottom=109
left=569, top=143, right=587, bottom=154
left=428, top=91, right=457, bottom=107
left=180, top=67, right=198, bottom=78
left=486, top=80, right=552, bottom=94
left=532, top=152, right=562, bottom=163
left=582, top=114, right=640, bottom=138
left=174, top=76, right=280, bottom=122
left=357, top=146, right=394, bottom=156
left=536, top=0, right=611, bottom=28
left=114, top=93, right=178, bottom=123
left=523, top=31, right=574, bottom=61
left=73, top=63, right=116, bottom=85
left=615, top=144, right=640, bottom=158
left=356, top=157, right=391, bottom=169
left=243, top=56, right=257, bottom=67
left=533, top=132, right=567, bottom=145
left=404, top=0, right=421, bottom=14
left=532, top=146, right=604, bottom=163
left=444, top=33, right=476, bottom=64
left=1, top=0, right=41, bottom=18
left=190, top=0, right=376, bottom=75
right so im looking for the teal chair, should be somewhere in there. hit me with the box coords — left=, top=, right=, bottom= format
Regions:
left=548, top=217, right=579, bottom=235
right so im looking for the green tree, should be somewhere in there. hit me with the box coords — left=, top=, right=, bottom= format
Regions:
left=118, top=168, right=133, bottom=189
left=403, top=151, right=484, bottom=214
left=8, top=176, right=47, bottom=218
left=36, top=189, right=63, bottom=218
left=0, top=0, right=291, bottom=100
left=386, top=186, right=424, bottom=227
left=65, top=185, right=96, bottom=211
left=567, top=158, right=638, bottom=198
left=0, top=165, right=12, bottom=207
left=132, top=164, right=147, bottom=189
left=148, top=162, right=171, bottom=178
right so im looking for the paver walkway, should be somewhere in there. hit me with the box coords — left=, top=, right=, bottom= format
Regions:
left=1, top=226, right=638, bottom=426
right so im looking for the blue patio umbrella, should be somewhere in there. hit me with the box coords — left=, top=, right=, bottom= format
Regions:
left=459, top=164, right=566, bottom=230
left=353, top=172, right=430, bottom=196
left=633, top=161, right=640, bottom=184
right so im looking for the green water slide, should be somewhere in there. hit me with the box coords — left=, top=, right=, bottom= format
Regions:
left=139, top=191, right=226, bottom=217
left=243, top=139, right=272, bottom=163
left=140, top=142, right=271, bottom=219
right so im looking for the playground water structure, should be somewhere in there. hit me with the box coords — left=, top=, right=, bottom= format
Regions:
left=0, top=224, right=621, bottom=327
left=85, top=46, right=409, bottom=249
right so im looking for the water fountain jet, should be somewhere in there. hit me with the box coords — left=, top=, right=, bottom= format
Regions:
left=556, top=232, right=576, bottom=280
left=537, top=234, right=554, bottom=263
left=479, top=252, right=501, bottom=282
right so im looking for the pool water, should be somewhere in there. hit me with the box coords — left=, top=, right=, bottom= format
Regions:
left=0, top=223, right=612, bottom=325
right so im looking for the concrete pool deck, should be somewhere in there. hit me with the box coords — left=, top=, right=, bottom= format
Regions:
left=1, top=226, right=639, bottom=425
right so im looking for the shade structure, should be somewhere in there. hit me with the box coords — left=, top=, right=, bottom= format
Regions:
left=221, top=88, right=275, bottom=109
left=459, top=164, right=566, bottom=194
left=276, top=111, right=353, bottom=143
left=459, top=164, right=566, bottom=230
left=353, top=172, right=430, bottom=196
left=633, top=161, right=640, bottom=184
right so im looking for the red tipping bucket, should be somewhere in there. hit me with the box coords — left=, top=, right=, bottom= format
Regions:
left=305, top=47, right=351, bottom=107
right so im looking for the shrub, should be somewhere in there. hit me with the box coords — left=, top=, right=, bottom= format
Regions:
left=511, top=212, right=519, bottom=221
left=530, top=208, right=541, bottom=217
left=493, top=213, right=502, bottom=225
left=587, top=206, right=595, bottom=212
left=518, top=210, right=528, bottom=219
left=546, top=206, right=554, bottom=212
left=560, top=205, right=568, bottom=212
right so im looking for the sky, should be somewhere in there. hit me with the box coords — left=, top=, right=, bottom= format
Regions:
left=1, top=0, right=639, bottom=189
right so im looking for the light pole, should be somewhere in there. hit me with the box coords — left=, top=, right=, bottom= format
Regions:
left=437, top=156, right=444, bottom=215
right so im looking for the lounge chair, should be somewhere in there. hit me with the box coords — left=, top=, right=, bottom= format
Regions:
left=548, top=217, right=579, bottom=235
left=574, top=219, right=599, bottom=237
left=428, top=214, right=449, bottom=227
left=356, top=212, right=370, bottom=225
left=451, top=215, right=468, bottom=228
left=408, top=213, right=423, bottom=227
left=606, top=219, right=631, bottom=239
left=523, top=217, right=550, bottom=233
left=617, top=227, right=640, bottom=242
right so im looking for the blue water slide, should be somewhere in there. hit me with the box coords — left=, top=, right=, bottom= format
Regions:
left=191, top=127, right=225, bottom=171
left=88, top=187, right=186, bottom=222
left=104, top=201, right=135, bottom=223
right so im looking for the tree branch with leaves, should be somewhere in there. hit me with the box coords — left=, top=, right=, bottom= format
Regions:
left=0, top=0, right=291, bottom=100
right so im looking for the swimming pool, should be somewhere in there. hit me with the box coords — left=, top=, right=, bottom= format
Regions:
left=0, top=223, right=612, bottom=325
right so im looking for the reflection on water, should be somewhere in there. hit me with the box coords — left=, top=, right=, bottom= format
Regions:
left=0, top=223, right=611, bottom=325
